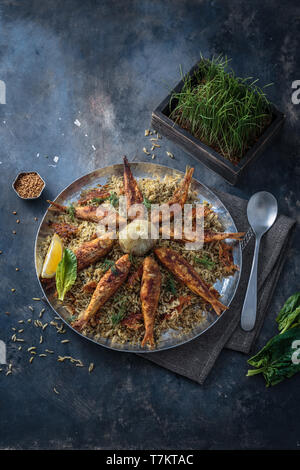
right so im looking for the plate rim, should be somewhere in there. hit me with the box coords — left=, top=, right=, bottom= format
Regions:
left=34, top=162, right=243, bottom=354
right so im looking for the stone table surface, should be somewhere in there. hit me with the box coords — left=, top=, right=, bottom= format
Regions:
left=0, top=0, right=299, bottom=450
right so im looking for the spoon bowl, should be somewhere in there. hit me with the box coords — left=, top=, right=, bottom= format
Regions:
left=241, top=191, right=278, bottom=331
left=247, top=191, right=278, bottom=235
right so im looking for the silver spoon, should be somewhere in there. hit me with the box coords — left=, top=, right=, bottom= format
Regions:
left=240, top=191, right=278, bottom=331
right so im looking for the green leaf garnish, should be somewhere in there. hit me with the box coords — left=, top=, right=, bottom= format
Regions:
left=194, top=255, right=215, bottom=270
left=111, top=304, right=127, bottom=325
left=109, top=192, right=119, bottom=208
left=67, top=203, right=76, bottom=222
left=92, top=197, right=108, bottom=204
left=143, top=196, right=151, bottom=210
left=166, top=274, right=177, bottom=295
left=101, top=259, right=119, bottom=276
left=276, top=292, right=300, bottom=334
left=56, top=248, right=77, bottom=301
left=246, top=326, right=300, bottom=387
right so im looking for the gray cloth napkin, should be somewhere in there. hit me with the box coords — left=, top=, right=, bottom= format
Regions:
left=138, top=190, right=296, bottom=384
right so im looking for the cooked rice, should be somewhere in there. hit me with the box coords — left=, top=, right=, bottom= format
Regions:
left=41, top=174, right=237, bottom=348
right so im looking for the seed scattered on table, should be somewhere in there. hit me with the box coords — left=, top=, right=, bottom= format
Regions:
left=12, top=230, right=16, bottom=234
left=61, top=339, right=69, bottom=344
left=166, top=151, right=174, bottom=159
left=16, top=267, right=19, bottom=271
left=16, top=219, right=20, bottom=224
left=11, top=288, right=16, bottom=292
left=143, top=147, right=150, bottom=155
left=12, top=211, right=17, bottom=215
left=88, top=363, right=94, bottom=373
left=32, top=298, right=41, bottom=301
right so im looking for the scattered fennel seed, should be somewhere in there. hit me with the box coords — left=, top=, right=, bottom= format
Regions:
left=151, top=154, right=155, bottom=160
left=29, top=357, right=34, bottom=364
left=39, top=354, right=47, bottom=357
left=32, top=298, right=41, bottom=301
left=18, top=320, right=24, bottom=324
left=88, top=363, right=94, bottom=373
left=39, top=335, right=43, bottom=344
left=18, top=329, right=24, bottom=333
left=45, top=349, right=54, bottom=354
left=27, top=347, right=36, bottom=352
left=27, top=319, right=32, bottom=323
left=61, top=340, right=69, bottom=344
left=152, top=143, right=160, bottom=148
left=144, top=129, right=150, bottom=136
left=28, top=306, right=34, bottom=311
left=53, top=387, right=59, bottom=395
left=166, top=151, right=174, bottom=159
left=143, top=147, right=150, bottom=155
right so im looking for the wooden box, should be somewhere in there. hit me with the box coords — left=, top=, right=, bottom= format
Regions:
left=151, top=62, right=285, bottom=185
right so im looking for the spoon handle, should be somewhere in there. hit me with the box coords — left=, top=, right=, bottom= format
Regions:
left=241, top=236, right=261, bottom=331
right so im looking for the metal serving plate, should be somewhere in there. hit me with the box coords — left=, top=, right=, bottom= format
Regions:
left=35, top=163, right=242, bottom=353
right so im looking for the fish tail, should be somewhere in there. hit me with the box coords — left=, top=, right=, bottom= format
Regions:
left=141, top=328, right=155, bottom=348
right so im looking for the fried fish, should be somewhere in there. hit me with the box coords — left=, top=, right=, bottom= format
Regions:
left=154, top=247, right=227, bottom=316
left=140, top=256, right=161, bottom=348
left=73, top=254, right=131, bottom=330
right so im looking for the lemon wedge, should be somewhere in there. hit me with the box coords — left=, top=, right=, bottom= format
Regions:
left=41, top=233, right=63, bottom=278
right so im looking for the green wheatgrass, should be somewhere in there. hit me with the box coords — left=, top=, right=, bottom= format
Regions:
left=170, top=55, right=272, bottom=163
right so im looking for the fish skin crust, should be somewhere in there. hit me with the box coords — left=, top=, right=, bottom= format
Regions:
left=47, top=199, right=126, bottom=227
left=75, top=236, right=115, bottom=271
left=123, top=156, right=144, bottom=215
left=154, top=247, right=227, bottom=316
left=73, top=254, right=131, bottom=330
left=151, top=167, right=194, bottom=225
left=140, top=256, right=161, bottom=348
left=167, top=167, right=194, bottom=207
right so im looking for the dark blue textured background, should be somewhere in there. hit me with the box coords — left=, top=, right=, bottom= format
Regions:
left=0, top=0, right=299, bottom=449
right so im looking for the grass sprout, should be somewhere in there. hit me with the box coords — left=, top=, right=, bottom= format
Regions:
left=170, top=55, right=273, bottom=163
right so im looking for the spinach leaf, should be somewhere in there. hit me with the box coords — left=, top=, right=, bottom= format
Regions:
left=56, top=248, right=77, bottom=301
left=247, top=326, right=300, bottom=387
left=276, top=292, right=300, bottom=334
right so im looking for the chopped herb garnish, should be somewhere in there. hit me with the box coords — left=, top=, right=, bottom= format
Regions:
left=92, top=197, right=108, bottom=204
left=111, top=304, right=127, bottom=325
left=101, top=259, right=119, bottom=275
left=129, top=253, right=137, bottom=266
left=109, top=192, right=119, bottom=208
left=67, top=203, right=76, bottom=222
left=143, top=196, right=151, bottom=210
left=166, top=274, right=177, bottom=295
left=194, top=255, right=215, bottom=270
